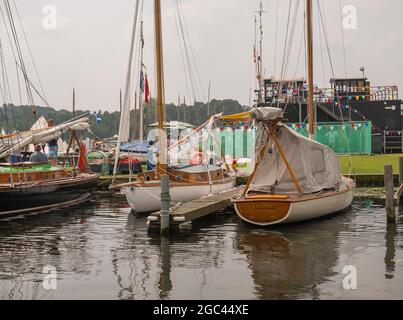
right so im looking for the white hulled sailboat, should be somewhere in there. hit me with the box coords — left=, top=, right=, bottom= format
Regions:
left=110, top=0, right=235, bottom=213
left=231, top=0, right=355, bottom=226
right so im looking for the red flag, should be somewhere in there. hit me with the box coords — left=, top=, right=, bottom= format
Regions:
left=145, top=73, right=150, bottom=103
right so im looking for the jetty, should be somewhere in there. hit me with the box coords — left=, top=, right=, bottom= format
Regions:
left=147, top=187, right=242, bottom=232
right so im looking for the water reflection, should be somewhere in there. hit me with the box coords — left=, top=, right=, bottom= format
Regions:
left=385, top=223, right=397, bottom=279
left=0, top=201, right=97, bottom=299
left=158, top=237, right=172, bottom=299
left=0, top=196, right=402, bottom=299
left=234, top=211, right=353, bottom=299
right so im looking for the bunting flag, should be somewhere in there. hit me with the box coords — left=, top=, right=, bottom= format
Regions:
left=144, top=73, right=150, bottom=103
left=92, top=112, right=102, bottom=124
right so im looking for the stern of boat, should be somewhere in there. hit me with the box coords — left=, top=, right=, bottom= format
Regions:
left=233, top=195, right=291, bottom=226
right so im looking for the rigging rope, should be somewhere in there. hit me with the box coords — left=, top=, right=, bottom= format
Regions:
left=176, top=0, right=206, bottom=101
left=317, top=0, right=353, bottom=176
left=172, top=0, right=198, bottom=102
left=277, top=0, right=300, bottom=111
left=317, top=5, right=326, bottom=88
left=273, top=0, right=279, bottom=78
left=2, top=0, right=35, bottom=112
left=338, top=0, right=348, bottom=78
left=12, top=0, right=49, bottom=105
left=172, top=3, right=192, bottom=105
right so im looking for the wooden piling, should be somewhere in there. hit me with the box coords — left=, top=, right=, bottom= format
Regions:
left=399, top=157, right=403, bottom=187
left=384, top=165, right=396, bottom=223
left=160, top=175, right=170, bottom=235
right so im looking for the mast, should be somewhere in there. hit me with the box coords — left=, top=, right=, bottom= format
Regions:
left=154, top=0, right=167, bottom=175
left=119, top=89, right=122, bottom=113
left=183, top=96, right=186, bottom=123
left=207, top=81, right=211, bottom=118
left=139, top=20, right=145, bottom=141
left=72, top=88, right=76, bottom=117
left=306, top=0, right=315, bottom=140
left=133, top=90, right=138, bottom=141
left=177, top=94, right=180, bottom=122
left=256, top=1, right=266, bottom=105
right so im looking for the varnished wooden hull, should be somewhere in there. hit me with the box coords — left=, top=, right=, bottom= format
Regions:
left=233, top=177, right=355, bottom=226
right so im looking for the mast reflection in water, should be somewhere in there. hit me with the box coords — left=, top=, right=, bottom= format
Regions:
left=0, top=196, right=402, bottom=299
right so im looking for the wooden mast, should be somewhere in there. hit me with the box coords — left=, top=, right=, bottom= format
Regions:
left=306, top=0, right=315, bottom=140
left=154, top=0, right=167, bottom=176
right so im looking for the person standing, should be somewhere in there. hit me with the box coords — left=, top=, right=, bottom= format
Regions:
left=147, top=137, right=159, bottom=171
left=47, top=119, right=58, bottom=165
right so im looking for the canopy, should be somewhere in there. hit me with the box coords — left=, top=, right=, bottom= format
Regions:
left=221, top=107, right=284, bottom=122
left=249, top=123, right=342, bottom=194
left=120, top=140, right=149, bottom=153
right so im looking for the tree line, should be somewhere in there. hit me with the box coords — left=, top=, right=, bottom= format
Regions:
left=0, top=98, right=247, bottom=139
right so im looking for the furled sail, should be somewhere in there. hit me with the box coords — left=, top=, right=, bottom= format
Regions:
left=249, top=108, right=342, bottom=194
left=0, top=115, right=91, bottom=159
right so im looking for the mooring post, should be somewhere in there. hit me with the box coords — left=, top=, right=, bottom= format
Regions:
left=384, top=165, right=396, bottom=223
left=399, top=157, right=403, bottom=188
left=160, top=174, right=170, bottom=235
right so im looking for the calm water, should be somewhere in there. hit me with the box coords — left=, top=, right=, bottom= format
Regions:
left=0, top=193, right=402, bottom=300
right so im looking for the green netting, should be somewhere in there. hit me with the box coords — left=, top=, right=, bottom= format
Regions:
left=216, top=121, right=371, bottom=158
left=216, top=127, right=255, bottom=159
left=291, top=121, right=372, bottom=154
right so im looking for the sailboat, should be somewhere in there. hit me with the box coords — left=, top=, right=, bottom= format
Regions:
left=0, top=113, right=100, bottom=219
left=110, top=0, right=235, bottom=213
left=231, top=0, right=355, bottom=226
left=0, top=0, right=99, bottom=219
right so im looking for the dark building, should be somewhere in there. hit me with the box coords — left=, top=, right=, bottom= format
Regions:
left=261, top=76, right=402, bottom=153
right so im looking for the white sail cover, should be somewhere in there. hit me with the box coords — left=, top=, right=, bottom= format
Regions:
left=249, top=123, right=342, bottom=194
left=251, top=107, right=284, bottom=121
left=0, top=116, right=91, bottom=159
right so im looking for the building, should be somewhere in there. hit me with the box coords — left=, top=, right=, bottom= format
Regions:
left=260, top=76, right=402, bottom=153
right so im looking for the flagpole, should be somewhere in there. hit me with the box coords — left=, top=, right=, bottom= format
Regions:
left=139, top=20, right=145, bottom=141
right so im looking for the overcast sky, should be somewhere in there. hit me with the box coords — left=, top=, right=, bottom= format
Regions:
left=1, top=0, right=402, bottom=112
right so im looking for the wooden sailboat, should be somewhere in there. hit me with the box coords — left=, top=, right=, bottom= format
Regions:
left=110, top=0, right=234, bottom=213
left=0, top=2, right=100, bottom=219
left=0, top=114, right=100, bottom=218
left=232, top=0, right=355, bottom=226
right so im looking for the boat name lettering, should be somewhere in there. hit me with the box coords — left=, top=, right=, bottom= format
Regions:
left=252, top=203, right=276, bottom=210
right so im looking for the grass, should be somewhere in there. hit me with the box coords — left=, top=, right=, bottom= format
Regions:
left=99, top=154, right=403, bottom=177
left=339, top=154, right=402, bottom=175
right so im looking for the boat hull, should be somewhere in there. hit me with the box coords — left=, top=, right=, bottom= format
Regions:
left=233, top=178, right=354, bottom=226
left=122, top=179, right=235, bottom=213
left=0, top=173, right=100, bottom=216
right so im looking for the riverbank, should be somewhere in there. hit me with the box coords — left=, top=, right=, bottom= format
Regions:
left=339, top=154, right=402, bottom=174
